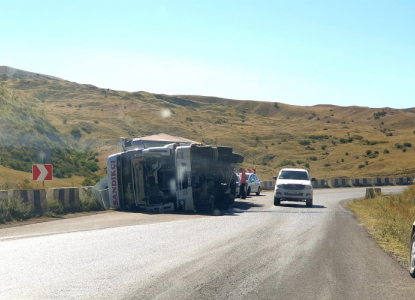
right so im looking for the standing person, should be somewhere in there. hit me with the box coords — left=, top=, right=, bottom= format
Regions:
left=239, top=168, right=246, bottom=199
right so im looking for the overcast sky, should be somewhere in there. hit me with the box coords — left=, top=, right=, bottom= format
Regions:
left=1, top=0, right=414, bottom=109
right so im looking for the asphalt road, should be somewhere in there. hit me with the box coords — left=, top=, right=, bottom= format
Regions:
left=1, top=186, right=415, bottom=299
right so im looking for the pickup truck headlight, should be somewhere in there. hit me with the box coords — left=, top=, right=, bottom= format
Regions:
left=304, top=185, right=312, bottom=189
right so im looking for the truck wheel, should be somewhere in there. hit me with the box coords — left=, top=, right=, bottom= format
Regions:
left=410, top=232, right=415, bottom=278
left=306, top=198, right=313, bottom=207
left=274, top=197, right=280, bottom=206
left=256, top=187, right=261, bottom=196
left=196, top=146, right=213, bottom=158
left=247, top=187, right=251, bottom=196
left=229, top=194, right=235, bottom=204
left=215, top=200, right=229, bottom=210
left=231, top=153, right=244, bottom=164
left=217, top=146, right=233, bottom=155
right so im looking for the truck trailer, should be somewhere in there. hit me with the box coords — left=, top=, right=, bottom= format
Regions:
left=107, top=143, right=243, bottom=212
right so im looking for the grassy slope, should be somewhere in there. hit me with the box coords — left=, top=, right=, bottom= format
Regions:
left=348, top=185, right=415, bottom=266
left=1, top=74, right=415, bottom=184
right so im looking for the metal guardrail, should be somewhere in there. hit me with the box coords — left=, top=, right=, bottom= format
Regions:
left=260, top=177, right=414, bottom=190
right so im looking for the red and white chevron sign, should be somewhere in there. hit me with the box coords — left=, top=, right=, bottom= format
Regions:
left=243, top=168, right=256, bottom=174
left=32, top=164, right=53, bottom=181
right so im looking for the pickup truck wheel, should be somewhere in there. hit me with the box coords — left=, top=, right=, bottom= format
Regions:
left=256, top=187, right=261, bottom=196
left=274, top=197, right=280, bottom=206
left=410, top=232, right=415, bottom=278
left=306, top=198, right=313, bottom=207
left=247, top=187, right=251, bottom=196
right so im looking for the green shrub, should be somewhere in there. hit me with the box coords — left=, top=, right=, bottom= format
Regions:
left=0, top=197, right=32, bottom=223
left=81, top=127, right=91, bottom=134
left=308, top=156, right=318, bottom=161
left=82, top=178, right=95, bottom=186
left=277, top=159, right=296, bottom=167
left=384, top=149, right=390, bottom=154
left=80, top=194, right=102, bottom=212
left=45, top=199, right=64, bottom=216
left=403, top=142, right=412, bottom=147
left=71, top=128, right=82, bottom=139
left=373, top=109, right=387, bottom=119
left=299, top=140, right=310, bottom=146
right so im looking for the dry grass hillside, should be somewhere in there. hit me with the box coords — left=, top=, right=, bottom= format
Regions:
left=1, top=66, right=415, bottom=184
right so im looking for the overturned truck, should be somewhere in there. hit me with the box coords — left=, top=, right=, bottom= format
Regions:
left=107, top=143, right=244, bottom=212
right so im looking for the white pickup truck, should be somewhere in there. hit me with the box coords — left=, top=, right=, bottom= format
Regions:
left=273, top=168, right=316, bottom=207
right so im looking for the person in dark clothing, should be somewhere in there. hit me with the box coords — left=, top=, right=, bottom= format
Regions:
left=239, top=168, right=246, bottom=199
left=230, top=172, right=238, bottom=197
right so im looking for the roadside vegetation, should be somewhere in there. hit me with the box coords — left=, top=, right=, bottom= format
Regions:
left=0, top=146, right=101, bottom=183
left=0, top=181, right=103, bottom=224
left=348, top=184, right=415, bottom=266
left=0, top=196, right=32, bottom=223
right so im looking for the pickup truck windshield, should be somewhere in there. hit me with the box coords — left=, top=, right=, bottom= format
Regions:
left=279, top=171, right=309, bottom=180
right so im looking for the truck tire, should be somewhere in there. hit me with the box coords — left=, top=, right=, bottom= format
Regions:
left=229, top=195, right=235, bottom=204
left=197, top=203, right=213, bottom=212
left=215, top=200, right=229, bottom=210
left=196, top=146, right=213, bottom=158
left=231, top=153, right=244, bottom=164
left=217, top=146, right=233, bottom=155
left=410, top=232, right=415, bottom=278
left=306, top=198, right=313, bottom=207
left=274, top=197, right=281, bottom=206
